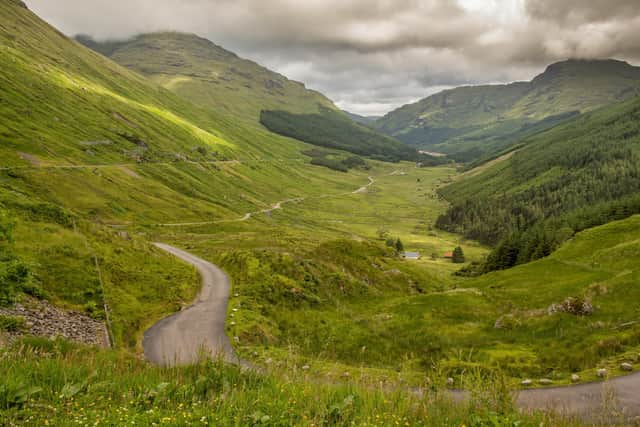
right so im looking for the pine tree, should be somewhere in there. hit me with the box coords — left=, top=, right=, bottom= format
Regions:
left=452, top=246, right=465, bottom=264
left=395, top=238, right=404, bottom=253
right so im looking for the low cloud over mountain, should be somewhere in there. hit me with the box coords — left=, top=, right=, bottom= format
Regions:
left=26, top=0, right=640, bottom=115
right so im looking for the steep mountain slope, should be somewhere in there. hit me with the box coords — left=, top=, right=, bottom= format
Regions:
left=436, top=95, right=640, bottom=270
left=376, top=59, right=640, bottom=161
left=78, top=32, right=419, bottom=161
left=76, top=32, right=336, bottom=124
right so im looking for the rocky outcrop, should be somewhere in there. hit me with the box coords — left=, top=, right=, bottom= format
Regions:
left=548, top=296, right=594, bottom=316
left=0, top=298, right=109, bottom=348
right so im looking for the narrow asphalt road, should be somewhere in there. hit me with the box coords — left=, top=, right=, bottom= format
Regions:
left=514, top=372, right=640, bottom=420
left=143, top=245, right=640, bottom=420
left=143, top=243, right=238, bottom=367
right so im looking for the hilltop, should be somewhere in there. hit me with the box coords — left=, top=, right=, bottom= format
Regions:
left=376, top=59, right=640, bottom=161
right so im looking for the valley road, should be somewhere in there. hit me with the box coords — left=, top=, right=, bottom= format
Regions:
left=143, top=243, right=238, bottom=367
left=144, top=244, right=640, bottom=420
left=515, top=372, right=640, bottom=420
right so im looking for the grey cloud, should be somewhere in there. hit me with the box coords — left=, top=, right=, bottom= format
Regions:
left=24, top=0, right=640, bottom=115
left=525, top=0, right=640, bottom=24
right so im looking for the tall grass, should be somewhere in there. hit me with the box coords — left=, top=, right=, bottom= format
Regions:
left=0, top=337, right=586, bottom=426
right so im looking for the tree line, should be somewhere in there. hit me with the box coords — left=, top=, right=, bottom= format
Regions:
left=436, top=97, right=640, bottom=273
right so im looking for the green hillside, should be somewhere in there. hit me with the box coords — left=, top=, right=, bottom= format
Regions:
left=436, top=96, right=640, bottom=270
left=76, top=32, right=336, bottom=124
left=376, top=59, right=640, bottom=161
left=260, top=108, right=424, bottom=162
left=78, top=32, right=417, bottom=161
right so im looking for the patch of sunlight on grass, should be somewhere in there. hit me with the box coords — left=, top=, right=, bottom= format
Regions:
left=47, top=69, right=236, bottom=150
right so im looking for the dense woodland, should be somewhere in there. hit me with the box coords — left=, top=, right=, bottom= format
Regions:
left=437, top=97, right=640, bottom=272
left=260, top=108, right=423, bottom=162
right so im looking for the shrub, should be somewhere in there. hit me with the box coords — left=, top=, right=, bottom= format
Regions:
left=0, top=260, right=37, bottom=306
left=0, top=315, right=25, bottom=332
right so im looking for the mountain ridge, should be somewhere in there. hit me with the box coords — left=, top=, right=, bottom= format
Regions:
left=76, top=32, right=338, bottom=124
left=375, top=58, right=640, bottom=161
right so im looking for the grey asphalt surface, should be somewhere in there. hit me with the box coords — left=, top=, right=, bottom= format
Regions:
left=143, top=243, right=238, bottom=367
left=514, top=372, right=640, bottom=420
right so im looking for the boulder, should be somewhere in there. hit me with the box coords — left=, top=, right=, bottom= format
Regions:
left=446, top=377, right=454, bottom=386
left=621, top=363, right=633, bottom=372
left=597, top=368, right=608, bottom=378
left=571, top=374, right=580, bottom=383
left=521, top=379, right=533, bottom=386
left=538, top=378, right=553, bottom=385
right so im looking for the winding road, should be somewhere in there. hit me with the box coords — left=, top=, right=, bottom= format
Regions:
left=145, top=245, right=640, bottom=420
left=514, top=374, right=640, bottom=419
left=155, top=176, right=375, bottom=227
left=143, top=243, right=238, bottom=367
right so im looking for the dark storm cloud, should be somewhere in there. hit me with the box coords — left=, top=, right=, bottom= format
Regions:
left=24, top=0, right=640, bottom=115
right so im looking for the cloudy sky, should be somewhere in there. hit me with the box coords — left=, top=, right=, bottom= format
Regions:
left=25, top=0, right=640, bottom=115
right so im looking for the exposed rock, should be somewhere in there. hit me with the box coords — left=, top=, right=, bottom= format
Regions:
left=538, top=378, right=553, bottom=385
left=548, top=296, right=594, bottom=316
left=571, top=374, right=580, bottom=383
left=621, top=363, right=633, bottom=372
left=597, top=368, right=608, bottom=378
left=0, top=297, right=109, bottom=347
left=521, top=379, right=533, bottom=386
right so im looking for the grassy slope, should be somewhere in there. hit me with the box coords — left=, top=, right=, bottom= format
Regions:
left=0, top=340, right=576, bottom=427
left=358, top=215, right=640, bottom=385
left=79, top=33, right=418, bottom=161
left=77, top=32, right=336, bottom=124
left=375, top=59, right=640, bottom=159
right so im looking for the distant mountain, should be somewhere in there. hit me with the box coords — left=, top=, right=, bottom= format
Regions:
left=376, top=59, right=640, bottom=161
left=436, top=95, right=640, bottom=271
left=78, top=33, right=416, bottom=161
left=76, top=33, right=337, bottom=124
left=343, top=111, right=381, bottom=125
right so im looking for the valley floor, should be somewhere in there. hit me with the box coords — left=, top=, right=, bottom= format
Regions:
left=2, top=160, right=639, bottom=424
